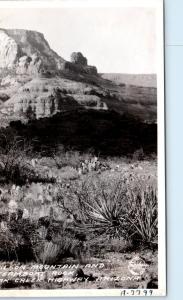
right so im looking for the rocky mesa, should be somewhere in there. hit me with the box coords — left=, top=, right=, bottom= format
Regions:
left=0, top=28, right=104, bottom=122
left=0, top=28, right=98, bottom=76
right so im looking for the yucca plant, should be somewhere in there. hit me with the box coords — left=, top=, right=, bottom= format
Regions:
left=38, top=241, right=60, bottom=264
left=74, top=177, right=128, bottom=238
left=73, top=176, right=157, bottom=247
left=35, top=232, right=82, bottom=264
left=125, top=186, right=158, bottom=245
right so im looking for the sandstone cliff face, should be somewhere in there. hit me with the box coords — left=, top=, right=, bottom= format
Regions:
left=0, top=29, right=65, bottom=74
left=4, top=90, right=80, bottom=119
left=0, top=29, right=102, bottom=123
left=0, top=77, right=108, bottom=120
left=0, top=30, right=20, bottom=68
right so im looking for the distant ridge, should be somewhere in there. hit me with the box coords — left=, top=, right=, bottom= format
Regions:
left=101, top=73, right=157, bottom=88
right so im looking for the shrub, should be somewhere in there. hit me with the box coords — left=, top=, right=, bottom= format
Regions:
left=0, top=135, right=55, bottom=185
left=0, top=229, right=18, bottom=260
left=0, top=134, right=34, bottom=184
left=34, top=227, right=84, bottom=264
left=132, top=148, right=145, bottom=161
left=58, top=166, right=79, bottom=181
left=54, top=149, right=81, bottom=169
left=0, top=219, right=38, bottom=262
left=72, top=176, right=157, bottom=247
left=36, top=241, right=61, bottom=264
left=0, top=160, right=36, bottom=185
left=125, top=186, right=158, bottom=247
left=73, top=177, right=128, bottom=238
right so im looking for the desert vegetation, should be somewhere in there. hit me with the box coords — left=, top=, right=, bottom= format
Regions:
left=0, top=131, right=158, bottom=289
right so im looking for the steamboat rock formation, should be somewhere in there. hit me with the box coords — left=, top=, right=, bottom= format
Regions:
left=63, top=52, right=98, bottom=75
left=71, top=52, right=87, bottom=66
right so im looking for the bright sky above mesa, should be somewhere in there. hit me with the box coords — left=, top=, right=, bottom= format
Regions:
left=0, top=6, right=157, bottom=74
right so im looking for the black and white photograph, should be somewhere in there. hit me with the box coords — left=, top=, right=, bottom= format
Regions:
left=0, top=0, right=165, bottom=296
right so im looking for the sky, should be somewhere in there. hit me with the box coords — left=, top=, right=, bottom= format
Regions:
left=0, top=6, right=157, bottom=74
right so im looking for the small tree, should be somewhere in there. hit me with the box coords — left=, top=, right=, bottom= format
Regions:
left=25, top=105, right=36, bottom=120
left=0, top=133, right=34, bottom=184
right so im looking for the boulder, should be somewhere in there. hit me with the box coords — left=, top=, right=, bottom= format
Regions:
left=0, top=93, right=10, bottom=101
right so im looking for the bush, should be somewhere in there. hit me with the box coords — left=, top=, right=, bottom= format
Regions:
left=54, top=149, right=81, bottom=169
left=0, top=134, right=54, bottom=185
left=0, top=219, right=38, bottom=262
left=72, top=176, right=157, bottom=247
left=125, top=186, right=158, bottom=247
left=34, top=224, right=85, bottom=264
left=0, top=134, right=35, bottom=184
left=132, top=148, right=145, bottom=161
left=0, top=159, right=36, bottom=185
left=72, top=177, right=129, bottom=238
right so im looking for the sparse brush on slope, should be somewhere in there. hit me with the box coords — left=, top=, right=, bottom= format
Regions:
left=0, top=133, right=57, bottom=184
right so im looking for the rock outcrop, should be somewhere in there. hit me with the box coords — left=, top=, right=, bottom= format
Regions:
left=0, top=30, right=19, bottom=68
left=62, top=61, right=97, bottom=75
left=0, top=28, right=65, bottom=74
left=16, top=54, right=43, bottom=75
left=5, top=88, right=81, bottom=119
left=70, top=52, right=97, bottom=74
left=0, top=77, right=108, bottom=120
left=71, top=52, right=87, bottom=66
left=0, top=28, right=102, bottom=123
left=0, top=29, right=98, bottom=76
